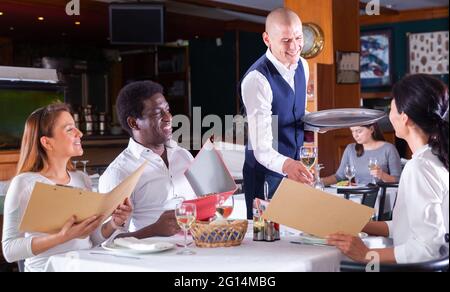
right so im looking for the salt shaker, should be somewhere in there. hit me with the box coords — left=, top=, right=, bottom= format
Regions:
left=253, top=199, right=265, bottom=241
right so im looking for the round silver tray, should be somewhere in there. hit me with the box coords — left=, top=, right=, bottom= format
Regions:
left=303, top=108, right=386, bottom=128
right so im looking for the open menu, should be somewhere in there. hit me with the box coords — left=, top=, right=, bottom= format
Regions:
left=19, top=162, right=147, bottom=234
left=262, top=178, right=375, bottom=238
left=183, top=139, right=237, bottom=221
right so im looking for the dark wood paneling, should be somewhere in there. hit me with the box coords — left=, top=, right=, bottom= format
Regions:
left=0, top=37, right=13, bottom=65
left=360, top=6, right=449, bottom=26
left=0, top=150, right=19, bottom=181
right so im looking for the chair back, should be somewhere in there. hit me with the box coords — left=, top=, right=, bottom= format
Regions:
left=337, top=186, right=380, bottom=208
left=17, top=260, right=24, bottom=272
left=377, top=182, right=399, bottom=221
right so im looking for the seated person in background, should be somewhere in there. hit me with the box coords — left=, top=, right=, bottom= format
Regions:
left=2, top=103, right=132, bottom=272
left=327, top=74, right=449, bottom=264
left=321, top=123, right=401, bottom=186
left=99, top=81, right=196, bottom=238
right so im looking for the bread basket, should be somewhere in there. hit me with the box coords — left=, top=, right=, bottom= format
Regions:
left=190, top=220, right=248, bottom=248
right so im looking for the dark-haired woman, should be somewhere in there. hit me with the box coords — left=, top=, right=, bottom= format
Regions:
left=327, top=74, right=449, bottom=264
left=2, top=103, right=132, bottom=272
left=321, top=123, right=401, bottom=186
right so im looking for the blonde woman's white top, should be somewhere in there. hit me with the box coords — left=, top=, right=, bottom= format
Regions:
left=2, top=171, right=106, bottom=272
left=386, top=145, right=449, bottom=263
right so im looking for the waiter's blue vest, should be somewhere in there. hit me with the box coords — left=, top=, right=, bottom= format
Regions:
left=241, top=55, right=306, bottom=178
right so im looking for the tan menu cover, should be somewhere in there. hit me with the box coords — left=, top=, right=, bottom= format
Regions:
left=262, top=179, right=374, bottom=238
left=19, top=162, right=147, bottom=234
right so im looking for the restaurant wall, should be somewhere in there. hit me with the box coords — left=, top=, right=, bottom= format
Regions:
left=189, top=30, right=266, bottom=120
left=362, top=17, right=449, bottom=93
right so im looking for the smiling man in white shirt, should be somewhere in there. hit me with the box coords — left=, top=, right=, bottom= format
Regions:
left=99, top=81, right=196, bottom=238
left=241, top=8, right=313, bottom=218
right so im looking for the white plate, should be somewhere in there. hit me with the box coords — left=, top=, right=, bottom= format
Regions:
left=330, top=183, right=366, bottom=189
left=298, top=232, right=368, bottom=246
left=101, top=240, right=175, bottom=255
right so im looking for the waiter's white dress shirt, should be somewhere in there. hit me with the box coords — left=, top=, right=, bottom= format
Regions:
left=99, top=138, right=196, bottom=232
left=386, top=145, right=449, bottom=263
left=241, top=49, right=309, bottom=175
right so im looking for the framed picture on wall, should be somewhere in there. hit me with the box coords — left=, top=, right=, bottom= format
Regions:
left=360, top=30, right=393, bottom=88
left=408, top=31, right=449, bottom=75
left=336, top=51, right=360, bottom=84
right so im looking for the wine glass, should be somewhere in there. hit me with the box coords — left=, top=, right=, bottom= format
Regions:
left=299, top=146, right=318, bottom=170
left=175, top=202, right=197, bottom=255
left=80, top=160, right=89, bottom=174
left=368, top=157, right=378, bottom=184
left=72, top=160, right=79, bottom=170
left=215, top=194, right=234, bottom=220
left=344, top=164, right=356, bottom=186
left=313, top=164, right=325, bottom=191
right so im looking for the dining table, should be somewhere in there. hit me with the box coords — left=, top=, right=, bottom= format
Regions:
left=44, top=194, right=392, bottom=272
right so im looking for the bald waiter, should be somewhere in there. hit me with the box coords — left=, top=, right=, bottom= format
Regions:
left=241, top=8, right=313, bottom=219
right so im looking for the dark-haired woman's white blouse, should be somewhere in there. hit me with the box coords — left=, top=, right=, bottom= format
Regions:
left=386, top=145, right=449, bottom=263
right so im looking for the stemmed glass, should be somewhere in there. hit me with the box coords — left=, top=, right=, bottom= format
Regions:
left=80, top=160, right=89, bottom=174
left=300, top=146, right=318, bottom=185
left=299, top=146, right=318, bottom=170
left=313, top=164, right=325, bottom=191
left=175, top=202, right=197, bottom=255
left=72, top=160, right=79, bottom=170
left=368, top=157, right=378, bottom=184
left=344, top=164, right=356, bottom=186
left=215, top=194, right=234, bottom=220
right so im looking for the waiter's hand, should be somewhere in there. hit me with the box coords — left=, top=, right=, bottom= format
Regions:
left=282, top=159, right=314, bottom=184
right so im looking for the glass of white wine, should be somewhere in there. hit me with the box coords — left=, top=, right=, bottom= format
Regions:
left=368, top=157, right=378, bottom=185
left=175, top=202, right=197, bottom=255
left=299, top=146, right=318, bottom=170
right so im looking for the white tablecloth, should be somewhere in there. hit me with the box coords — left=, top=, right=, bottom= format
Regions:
left=44, top=191, right=393, bottom=272
left=44, top=233, right=343, bottom=272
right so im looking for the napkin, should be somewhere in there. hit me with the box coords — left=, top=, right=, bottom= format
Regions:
left=114, top=237, right=172, bottom=251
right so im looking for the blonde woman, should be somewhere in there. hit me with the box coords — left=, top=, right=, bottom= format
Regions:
left=2, top=103, right=132, bottom=272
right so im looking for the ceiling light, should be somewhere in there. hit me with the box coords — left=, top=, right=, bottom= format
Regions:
left=0, top=12, right=4, bottom=16
left=38, top=17, right=45, bottom=21
left=75, top=21, right=81, bottom=25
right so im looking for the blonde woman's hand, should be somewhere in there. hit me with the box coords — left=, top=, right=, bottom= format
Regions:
left=111, top=197, right=133, bottom=228
left=58, top=215, right=104, bottom=243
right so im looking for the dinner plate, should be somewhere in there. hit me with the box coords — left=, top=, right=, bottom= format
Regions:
left=298, top=232, right=368, bottom=246
left=303, top=108, right=386, bottom=128
left=329, top=183, right=367, bottom=189
left=101, top=239, right=175, bottom=255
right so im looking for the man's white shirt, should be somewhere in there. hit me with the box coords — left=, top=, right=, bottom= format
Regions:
left=99, top=138, right=196, bottom=232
